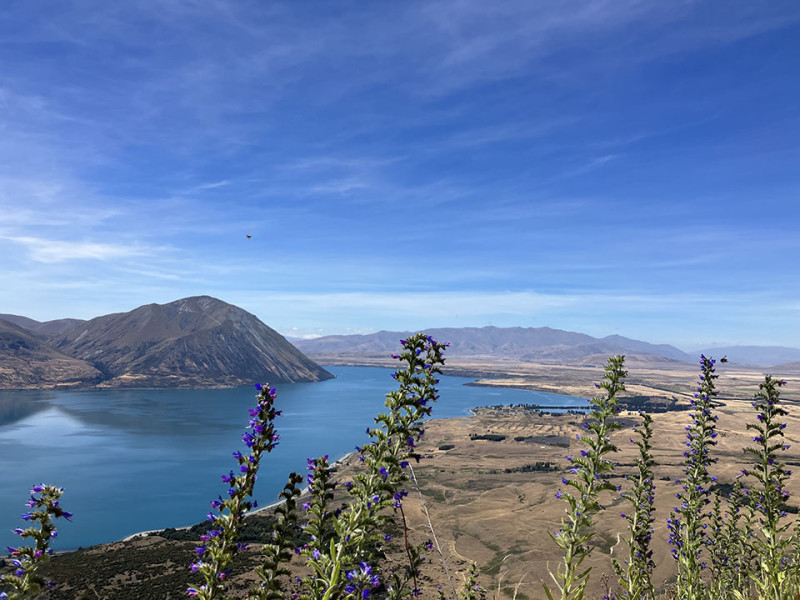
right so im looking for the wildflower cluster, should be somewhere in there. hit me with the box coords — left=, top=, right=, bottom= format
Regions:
left=1, top=484, right=71, bottom=600
left=188, top=383, right=283, bottom=599
left=666, top=354, right=719, bottom=599
left=612, top=412, right=656, bottom=600
left=545, top=355, right=626, bottom=600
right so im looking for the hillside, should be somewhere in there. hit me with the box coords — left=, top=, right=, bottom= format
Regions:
left=0, top=297, right=332, bottom=389
left=0, top=319, right=102, bottom=388
left=294, top=326, right=693, bottom=364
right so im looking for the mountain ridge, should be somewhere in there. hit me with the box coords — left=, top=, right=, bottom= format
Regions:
left=293, top=326, right=693, bottom=364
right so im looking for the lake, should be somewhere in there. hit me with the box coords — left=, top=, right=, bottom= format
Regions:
left=0, top=366, right=586, bottom=551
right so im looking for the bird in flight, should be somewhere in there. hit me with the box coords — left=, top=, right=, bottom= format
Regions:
left=246, top=234, right=252, bottom=239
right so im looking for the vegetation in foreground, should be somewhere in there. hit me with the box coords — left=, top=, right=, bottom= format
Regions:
left=1, top=334, right=799, bottom=600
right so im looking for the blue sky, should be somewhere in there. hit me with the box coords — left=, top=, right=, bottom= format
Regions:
left=1, top=1, right=799, bottom=349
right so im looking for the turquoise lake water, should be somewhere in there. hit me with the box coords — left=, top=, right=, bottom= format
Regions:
left=0, top=366, right=586, bottom=550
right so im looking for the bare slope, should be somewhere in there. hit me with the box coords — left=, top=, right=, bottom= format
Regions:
left=46, top=296, right=333, bottom=387
left=0, top=319, right=102, bottom=388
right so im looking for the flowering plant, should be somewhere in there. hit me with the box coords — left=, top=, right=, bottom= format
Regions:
left=1, top=484, right=72, bottom=600
left=612, top=411, right=656, bottom=600
left=545, top=355, right=625, bottom=600
left=666, top=355, right=720, bottom=600
left=187, top=382, right=284, bottom=599
left=740, top=375, right=792, bottom=600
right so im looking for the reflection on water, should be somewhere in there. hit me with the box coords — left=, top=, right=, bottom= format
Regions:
left=0, top=393, right=53, bottom=427
left=0, top=367, right=586, bottom=551
left=1, top=406, right=97, bottom=446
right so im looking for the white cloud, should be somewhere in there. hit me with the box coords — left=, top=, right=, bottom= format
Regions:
left=1, top=236, right=151, bottom=263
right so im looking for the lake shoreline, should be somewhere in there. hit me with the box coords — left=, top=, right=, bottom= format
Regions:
left=119, top=450, right=358, bottom=544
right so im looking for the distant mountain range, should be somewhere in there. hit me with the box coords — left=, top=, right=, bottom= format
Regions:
left=0, top=297, right=332, bottom=389
left=690, top=345, right=800, bottom=369
left=294, top=327, right=800, bottom=368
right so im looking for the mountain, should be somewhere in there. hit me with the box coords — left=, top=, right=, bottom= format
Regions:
left=692, top=345, right=800, bottom=367
left=0, top=297, right=332, bottom=389
left=47, top=296, right=333, bottom=388
left=0, top=318, right=102, bottom=388
left=0, top=314, right=86, bottom=337
left=293, top=326, right=694, bottom=364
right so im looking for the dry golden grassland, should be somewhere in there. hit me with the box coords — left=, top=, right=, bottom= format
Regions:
left=351, top=359, right=800, bottom=599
